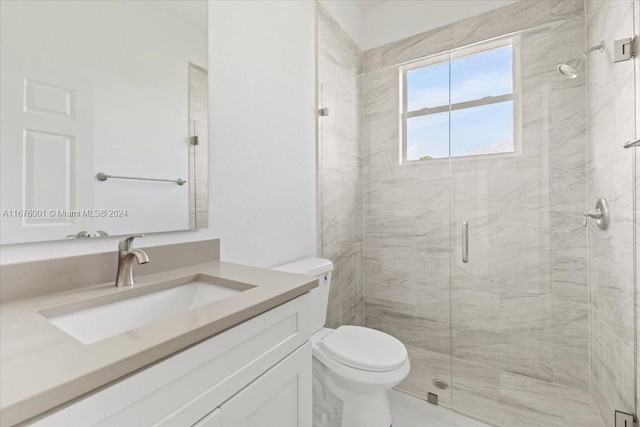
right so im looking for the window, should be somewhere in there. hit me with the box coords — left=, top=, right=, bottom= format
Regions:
left=401, top=38, right=518, bottom=162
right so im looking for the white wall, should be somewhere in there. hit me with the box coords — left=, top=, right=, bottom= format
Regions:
left=361, top=0, right=519, bottom=50
left=318, top=0, right=363, bottom=48
left=1, top=0, right=318, bottom=267
left=316, top=1, right=521, bottom=51
left=209, top=0, right=317, bottom=268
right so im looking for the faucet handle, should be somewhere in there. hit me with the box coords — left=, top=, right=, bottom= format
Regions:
left=582, top=198, right=609, bottom=230
left=582, top=209, right=602, bottom=227
left=118, top=234, right=144, bottom=251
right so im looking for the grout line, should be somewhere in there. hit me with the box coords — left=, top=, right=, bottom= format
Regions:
left=633, top=0, right=639, bottom=418
left=583, top=0, right=594, bottom=398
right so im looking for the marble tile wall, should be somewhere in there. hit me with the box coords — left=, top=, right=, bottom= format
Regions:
left=317, top=5, right=364, bottom=328
left=320, top=0, right=637, bottom=425
left=586, top=1, right=637, bottom=425
left=362, top=1, right=605, bottom=425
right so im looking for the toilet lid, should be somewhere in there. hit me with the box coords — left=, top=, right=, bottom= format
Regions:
left=320, top=326, right=407, bottom=372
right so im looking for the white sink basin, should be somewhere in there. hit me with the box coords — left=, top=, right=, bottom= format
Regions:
left=41, top=275, right=252, bottom=344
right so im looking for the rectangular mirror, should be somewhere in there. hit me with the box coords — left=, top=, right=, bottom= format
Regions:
left=0, top=0, right=208, bottom=244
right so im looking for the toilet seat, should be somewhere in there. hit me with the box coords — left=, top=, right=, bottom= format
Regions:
left=311, top=328, right=410, bottom=393
left=320, top=326, right=407, bottom=372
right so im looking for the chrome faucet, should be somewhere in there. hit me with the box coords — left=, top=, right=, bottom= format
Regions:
left=115, top=235, right=150, bottom=287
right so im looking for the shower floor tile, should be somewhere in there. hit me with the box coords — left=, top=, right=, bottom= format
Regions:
left=389, top=390, right=490, bottom=427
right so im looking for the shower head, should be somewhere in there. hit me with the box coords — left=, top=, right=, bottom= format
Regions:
left=557, top=40, right=605, bottom=78
left=557, top=56, right=584, bottom=78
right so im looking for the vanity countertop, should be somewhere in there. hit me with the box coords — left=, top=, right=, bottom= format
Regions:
left=0, top=261, right=317, bottom=426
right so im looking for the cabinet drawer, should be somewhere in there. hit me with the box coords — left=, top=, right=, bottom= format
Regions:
left=28, top=293, right=311, bottom=426
left=219, top=343, right=311, bottom=427
left=188, top=344, right=311, bottom=427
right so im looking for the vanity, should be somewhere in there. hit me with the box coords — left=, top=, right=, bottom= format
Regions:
left=0, top=240, right=317, bottom=426
left=0, top=2, right=316, bottom=425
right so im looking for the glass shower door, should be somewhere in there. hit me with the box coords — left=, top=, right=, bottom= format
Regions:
left=448, top=22, right=600, bottom=425
left=318, top=75, right=364, bottom=329
left=360, top=63, right=454, bottom=407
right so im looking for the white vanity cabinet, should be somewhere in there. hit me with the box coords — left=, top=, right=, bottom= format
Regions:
left=28, top=293, right=312, bottom=427
left=193, top=343, right=311, bottom=427
left=217, top=344, right=310, bottom=427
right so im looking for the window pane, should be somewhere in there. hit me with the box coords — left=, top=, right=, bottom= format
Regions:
left=450, top=101, right=513, bottom=157
left=406, top=60, right=449, bottom=112
left=406, top=112, right=450, bottom=161
left=450, top=45, right=512, bottom=104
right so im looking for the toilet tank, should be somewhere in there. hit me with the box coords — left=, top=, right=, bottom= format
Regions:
left=273, top=258, right=333, bottom=333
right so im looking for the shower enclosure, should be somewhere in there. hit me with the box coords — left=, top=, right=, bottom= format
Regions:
left=318, top=1, right=638, bottom=426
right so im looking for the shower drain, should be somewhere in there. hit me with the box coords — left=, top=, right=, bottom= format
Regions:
left=432, top=379, right=449, bottom=390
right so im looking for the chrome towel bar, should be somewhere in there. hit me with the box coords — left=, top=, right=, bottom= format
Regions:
left=96, top=172, right=186, bottom=186
left=623, top=138, right=640, bottom=149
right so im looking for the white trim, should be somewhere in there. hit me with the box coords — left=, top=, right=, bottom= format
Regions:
left=399, top=34, right=521, bottom=164
left=406, top=94, right=514, bottom=118
left=512, top=34, right=522, bottom=160
left=399, top=67, right=407, bottom=164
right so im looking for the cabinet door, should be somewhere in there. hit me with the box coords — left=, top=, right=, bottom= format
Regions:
left=220, top=343, right=311, bottom=427
left=193, top=409, right=221, bottom=427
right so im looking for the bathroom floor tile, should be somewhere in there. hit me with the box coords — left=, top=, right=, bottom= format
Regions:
left=389, top=390, right=490, bottom=427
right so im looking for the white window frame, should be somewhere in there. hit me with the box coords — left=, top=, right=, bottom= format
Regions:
left=399, top=35, right=521, bottom=164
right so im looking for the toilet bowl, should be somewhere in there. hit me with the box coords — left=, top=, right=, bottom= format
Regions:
left=273, top=258, right=410, bottom=427
left=312, top=327, right=410, bottom=427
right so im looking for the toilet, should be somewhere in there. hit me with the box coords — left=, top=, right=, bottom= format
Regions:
left=274, top=258, right=410, bottom=427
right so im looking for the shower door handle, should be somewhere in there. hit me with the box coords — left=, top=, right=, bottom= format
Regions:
left=462, top=221, right=469, bottom=263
